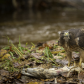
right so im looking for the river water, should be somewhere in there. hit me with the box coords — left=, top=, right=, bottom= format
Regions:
left=0, top=9, right=84, bottom=49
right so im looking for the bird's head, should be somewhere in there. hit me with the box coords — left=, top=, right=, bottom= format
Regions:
left=58, top=30, right=73, bottom=48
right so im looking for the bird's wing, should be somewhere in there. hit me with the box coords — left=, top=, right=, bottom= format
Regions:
left=75, top=28, right=84, bottom=49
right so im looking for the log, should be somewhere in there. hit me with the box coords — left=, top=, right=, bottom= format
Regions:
left=21, top=66, right=82, bottom=79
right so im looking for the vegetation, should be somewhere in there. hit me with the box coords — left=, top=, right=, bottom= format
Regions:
left=0, top=38, right=66, bottom=72
left=0, top=39, right=82, bottom=84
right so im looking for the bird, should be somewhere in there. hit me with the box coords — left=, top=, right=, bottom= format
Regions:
left=58, top=28, right=84, bottom=67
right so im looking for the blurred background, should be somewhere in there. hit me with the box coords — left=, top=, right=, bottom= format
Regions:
left=0, top=0, right=84, bottom=49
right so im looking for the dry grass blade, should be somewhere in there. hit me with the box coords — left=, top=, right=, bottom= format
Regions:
left=11, top=43, right=23, bottom=57
left=51, top=50, right=65, bottom=54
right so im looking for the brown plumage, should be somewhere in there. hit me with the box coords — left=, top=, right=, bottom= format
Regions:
left=58, top=28, right=84, bottom=66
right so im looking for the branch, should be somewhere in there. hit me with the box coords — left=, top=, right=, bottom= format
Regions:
left=21, top=66, right=76, bottom=79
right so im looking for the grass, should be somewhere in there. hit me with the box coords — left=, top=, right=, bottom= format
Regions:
left=1, top=37, right=40, bottom=72
left=0, top=37, right=65, bottom=72
left=44, top=47, right=53, bottom=59
left=0, top=37, right=31, bottom=72
left=44, top=47, right=58, bottom=65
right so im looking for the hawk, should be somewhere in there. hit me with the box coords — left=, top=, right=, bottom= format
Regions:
left=58, top=28, right=84, bottom=66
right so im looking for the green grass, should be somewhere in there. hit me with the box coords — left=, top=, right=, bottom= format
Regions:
left=0, top=37, right=31, bottom=72
left=44, top=47, right=57, bottom=65
left=1, top=37, right=65, bottom=72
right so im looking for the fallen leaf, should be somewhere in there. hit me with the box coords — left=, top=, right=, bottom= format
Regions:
left=31, top=53, right=42, bottom=59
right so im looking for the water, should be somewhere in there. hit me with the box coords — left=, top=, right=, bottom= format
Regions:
left=0, top=9, right=84, bottom=49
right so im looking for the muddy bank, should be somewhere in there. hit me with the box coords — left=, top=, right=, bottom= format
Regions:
left=0, top=40, right=83, bottom=84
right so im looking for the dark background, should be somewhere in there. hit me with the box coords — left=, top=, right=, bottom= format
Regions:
left=0, top=0, right=84, bottom=49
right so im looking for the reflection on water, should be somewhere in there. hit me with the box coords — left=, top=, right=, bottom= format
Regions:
left=0, top=9, right=84, bottom=48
